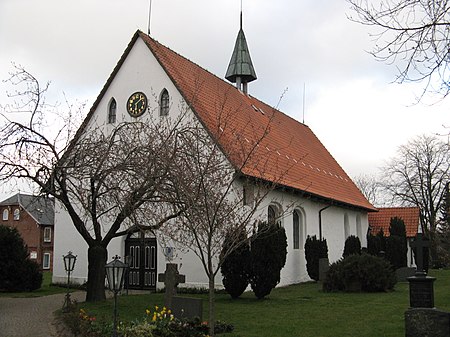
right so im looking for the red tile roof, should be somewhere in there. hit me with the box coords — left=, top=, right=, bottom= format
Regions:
left=368, top=207, right=420, bottom=238
left=80, top=31, right=376, bottom=212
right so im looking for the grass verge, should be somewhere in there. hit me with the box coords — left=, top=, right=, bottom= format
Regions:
left=75, top=269, right=450, bottom=337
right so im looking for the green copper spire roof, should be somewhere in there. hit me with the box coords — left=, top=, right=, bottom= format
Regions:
left=225, top=12, right=257, bottom=85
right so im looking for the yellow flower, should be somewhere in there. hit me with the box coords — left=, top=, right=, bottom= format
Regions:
left=145, top=309, right=150, bottom=316
left=152, top=314, right=157, bottom=321
left=155, top=305, right=159, bottom=311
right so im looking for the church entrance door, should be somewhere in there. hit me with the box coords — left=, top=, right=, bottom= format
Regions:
left=125, top=232, right=157, bottom=290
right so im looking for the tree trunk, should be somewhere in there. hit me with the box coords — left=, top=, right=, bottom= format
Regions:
left=85, top=244, right=107, bottom=302
left=208, top=274, right=216, bottom=337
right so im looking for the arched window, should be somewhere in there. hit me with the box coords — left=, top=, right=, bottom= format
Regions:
left=293, top=211, right=300, bottom=249
left=108, top=98, right=117, bottom=124
left=268, top=205, right=277, bottom=225
left=293, top=209, right=306, bottom=250
left=2, top=209, right=8, bottom=221
left=356, top=214, right=362, bottom=238
left=344, top=213, right=350, bottom=239
left=13, top=208, right=20, bottom=220
left=160, top=89, right=170, bottom=116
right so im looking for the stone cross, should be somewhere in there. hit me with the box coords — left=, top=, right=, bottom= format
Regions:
left=158, top=263, right=185, bottom=309
left=410, top=233, right=430, bottom=276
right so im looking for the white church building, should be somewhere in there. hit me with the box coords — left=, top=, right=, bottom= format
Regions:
left=53, top=22, right=376, bottom=290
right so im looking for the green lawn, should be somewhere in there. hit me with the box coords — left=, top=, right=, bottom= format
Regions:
left=77, top=269, right=450, bottom=337
left=0, top=271, right=70, bottom=297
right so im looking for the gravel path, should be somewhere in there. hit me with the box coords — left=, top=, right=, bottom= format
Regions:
left=0, top=291, right=86, bottom=337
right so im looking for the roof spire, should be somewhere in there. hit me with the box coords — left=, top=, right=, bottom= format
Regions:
left=225, top=4, right=257, bottom=94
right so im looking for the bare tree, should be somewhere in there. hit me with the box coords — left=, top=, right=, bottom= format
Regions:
left=347, top=0, right=450, bottom=98
left=160, top=101, right=290, bottom=336
left=0, top=66, right=184, bottom=301
left=353, top=173, right=383, bottom=207
left=381, top=134, right=450, bottom=264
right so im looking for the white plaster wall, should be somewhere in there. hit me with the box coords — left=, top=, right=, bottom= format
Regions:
left=53, top=36, right=187, bottom=285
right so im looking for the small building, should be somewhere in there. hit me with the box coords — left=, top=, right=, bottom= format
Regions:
left=368, top=207, right=420, bottom=267
left=0, top=193, right=55, bottom=271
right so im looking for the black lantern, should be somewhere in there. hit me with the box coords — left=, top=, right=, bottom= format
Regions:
left=62, top=251, right=77, bottom=312
left=105, top=255, right=127, bottom=337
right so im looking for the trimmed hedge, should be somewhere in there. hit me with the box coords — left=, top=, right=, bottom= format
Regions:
left=220, top=228, right=251, bottom=299
left=249, top=221, right=287, bottom=299
left=304, top=235, right=328, bottom=281
left=343, top=235, right=361, bottom=258
left=323, top=254, right=396, bottom=293
left=0, top=225, right=42, bottom=291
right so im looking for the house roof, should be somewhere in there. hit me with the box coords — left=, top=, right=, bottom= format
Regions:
left=77, top=30, right=376, bottom=212
left=0, top=193, right=55, bottom=226
left=368, top=207, right=420, bottom=238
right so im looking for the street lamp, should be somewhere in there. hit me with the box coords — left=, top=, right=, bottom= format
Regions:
left=62, top=251, right=77, bottom=312
left=105, top=255, right=127, bottom=337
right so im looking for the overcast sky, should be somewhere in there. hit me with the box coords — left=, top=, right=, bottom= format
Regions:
left=0, top=0, right=448, bottom=198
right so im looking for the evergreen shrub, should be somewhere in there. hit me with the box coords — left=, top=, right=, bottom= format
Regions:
left=367, top=229, right=386, bottom=256
left=220, top=228, right=251, bottom=299
left=386, top=217, right=407, bottom=269
left=0, top=225, right=42, bottom=291
left=304, top=235, right=328, bottom=281
left=323, top=253, right=396, bottom=293
left=249, top=221, right=287, bottom=299
left=343, top=235, right=362, bottom=258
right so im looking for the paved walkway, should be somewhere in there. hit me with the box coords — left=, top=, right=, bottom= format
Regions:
left=0, top=291, right=86, bottom=337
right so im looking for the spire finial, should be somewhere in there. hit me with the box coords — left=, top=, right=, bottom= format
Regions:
left=225, top=0, right=257, bottom=94
left=147, top=0, right=152, bottom=35
left=240, top=0, right=243, bottom=29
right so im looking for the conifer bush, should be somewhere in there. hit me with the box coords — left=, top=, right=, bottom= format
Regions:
left=249, top=221, right=287, bottom=299
left=220, top=228, right=251, bottom=299
left=323, top=253, right=396, bottom=292
left=304, top=235, right=328, bottom=281
left=343, top=235, right=362, bottom=258
left=367, top=229, right=386, bottom=256
left=0, top=225, right=42, bottom=291
left=386, top=217, right=407, bottom=269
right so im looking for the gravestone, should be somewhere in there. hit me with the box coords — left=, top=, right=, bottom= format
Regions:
left=172, top=296, right=203, bottom=320
left=158, top=263, right=185, bottom=309
left=318, top=258, right=329, bottom=282
left=407, top=233, right=435, bottom=308
left=395, top=267, right=416, bottom=282
left=405, top=233, right=447, bottom=337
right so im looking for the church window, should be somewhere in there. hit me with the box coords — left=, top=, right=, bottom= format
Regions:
left=344, top=213, right=350, bottom=239
left=3, top=209, right=8, bottom=220
left=13, top=208, right=20, bottom=220
left=160, top=89, right=170, bottom=116
left=108, top=98, right=117, bottom=124
left=293, top=211, right=300, bottom=249
left=243, top=183, right=254, bottom=206
left=268, top=204, right=282, bottom=227
left=268, top=205, right=277, bottom=225
left=43, top=253, right=51, bottom=269
left=293, top=209, right=306, bottom=250
left=356, top=214, right=362, bottom=238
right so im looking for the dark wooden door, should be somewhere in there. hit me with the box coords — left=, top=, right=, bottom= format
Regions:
left=125, top=233, right=157, bottom=290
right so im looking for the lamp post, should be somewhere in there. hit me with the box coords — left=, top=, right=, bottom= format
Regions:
left=62, top=251, right=77, bottom=312
left=105, top=255, right=127, bottom=337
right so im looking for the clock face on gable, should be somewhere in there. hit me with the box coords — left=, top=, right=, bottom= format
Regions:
left=126, top=92, right=148, bottom=117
